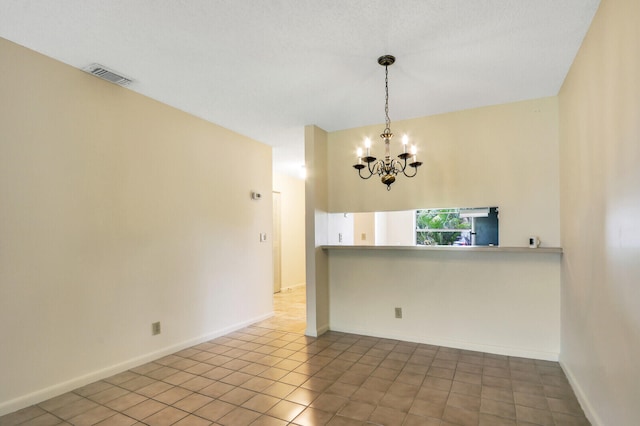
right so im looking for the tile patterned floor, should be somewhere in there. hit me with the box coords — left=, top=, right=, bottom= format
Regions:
left=254, top=286, right=306, bottom=334
left=0, top=286, right=590, bottom=426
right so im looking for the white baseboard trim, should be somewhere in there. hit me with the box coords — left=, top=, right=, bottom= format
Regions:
left=559, top=360, right=603, bottom=426
left=304, top=323, right=329, bottom=338
left=327, top=326, right=559, bottom=361
left=316, top=324, right=330, bottom=336
left=0, top=312, right=273, bottom=417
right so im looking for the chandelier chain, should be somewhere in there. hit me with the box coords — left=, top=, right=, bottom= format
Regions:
left=384, top=64, right=391, bottom=132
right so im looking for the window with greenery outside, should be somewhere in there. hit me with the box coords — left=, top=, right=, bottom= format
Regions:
left=416, top=209, right=472, bottom=246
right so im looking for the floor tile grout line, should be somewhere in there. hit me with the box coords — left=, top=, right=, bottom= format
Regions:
left=3, top=287, right=590, bottom=426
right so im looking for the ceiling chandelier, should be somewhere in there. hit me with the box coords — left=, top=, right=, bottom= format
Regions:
left=353, top=55, right=422, bottom=190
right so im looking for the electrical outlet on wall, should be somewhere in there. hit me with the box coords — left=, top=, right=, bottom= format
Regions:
left=395, top=307, right=403, bottom=319
left=361, top=233, right=367, bottom=240
left=152, top=321, right=161, bottom=335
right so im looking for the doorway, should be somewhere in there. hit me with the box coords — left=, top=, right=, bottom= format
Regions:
left=272, top=191, right=281, bottom=293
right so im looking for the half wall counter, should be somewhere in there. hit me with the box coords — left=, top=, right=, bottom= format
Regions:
left=322, top=244, right=562, bottom=360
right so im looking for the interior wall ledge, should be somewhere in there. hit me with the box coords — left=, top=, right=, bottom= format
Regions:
left=321, top=245, right=563, bottom=254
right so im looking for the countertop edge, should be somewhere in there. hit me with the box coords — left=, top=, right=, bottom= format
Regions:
left=321, top=245, right=563, bottom=253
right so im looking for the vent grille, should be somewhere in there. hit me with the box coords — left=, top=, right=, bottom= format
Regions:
left=83, top=63, right=133, bottom=86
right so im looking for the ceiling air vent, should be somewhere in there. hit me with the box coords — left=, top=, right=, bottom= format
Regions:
left=83, top=63, right=133, bottom=86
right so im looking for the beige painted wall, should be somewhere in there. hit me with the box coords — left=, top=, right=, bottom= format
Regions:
left=352, top=212, right=375, bottom=245
left=327, top=213, right=354, bottom=245
left=375, top=210, right=415, bottom=246
left=0, top=38, right=273, bottom=414
left=273, top=173, right=306, bottom=289
left=558, top=0, right=640, bottom=424
left=329, top=97, right=560, bottom=248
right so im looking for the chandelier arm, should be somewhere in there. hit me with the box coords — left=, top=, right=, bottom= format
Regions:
left=390, top=158, right=406, bottom=175
left=372, top=160, right=384, bottom=177
left=402, top=161, right=423, bottom=177
left=357, top=168, right=375, bottom=180
left=370, top=160, right=383, bottom=178
left=356, top=160, right=383, bottom=180
left=402, top=166, right=419, bottom=178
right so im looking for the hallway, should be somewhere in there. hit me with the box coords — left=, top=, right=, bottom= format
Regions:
left=256, top=287, right=306, bottom=334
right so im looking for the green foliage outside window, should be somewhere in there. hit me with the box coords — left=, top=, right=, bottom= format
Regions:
left=416, top=209, right=472, bottom=245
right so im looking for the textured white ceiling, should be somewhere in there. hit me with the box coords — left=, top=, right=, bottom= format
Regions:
left=0, top=0, right=600, bottom=176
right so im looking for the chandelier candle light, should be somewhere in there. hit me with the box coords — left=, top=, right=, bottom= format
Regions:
left=353, top=55, right=422, bottom=190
